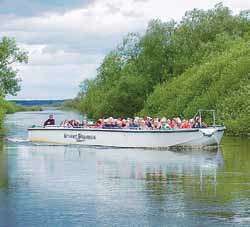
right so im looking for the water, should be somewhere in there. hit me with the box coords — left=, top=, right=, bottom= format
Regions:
left=0, top=110, right=249, bottom=227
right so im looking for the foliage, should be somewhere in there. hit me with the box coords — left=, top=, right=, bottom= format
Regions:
left=140, top=40, right=250, bottom=136
left=1, top=99, right=42, bottom=113
left=0, top=36, right=29, bottom=130
left=72, top=4, right=250, bottom=136
left=0, top=37, right=28, bottom=97
left=0, top=97, right=43, bottom=131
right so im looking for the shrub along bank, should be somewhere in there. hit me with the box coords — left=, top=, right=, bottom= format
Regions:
left=66, top=4, right=250, bottom=136
left=140, top=40, right=250, bottom=136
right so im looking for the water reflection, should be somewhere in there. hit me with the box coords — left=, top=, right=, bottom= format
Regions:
left=1, top=110, right=250, bottom=226
left=4, top=140, right=250, bottom=226
left=96, top=148, right=222, bottom=204
left=96, top=147, right=222, bottom=181
left=0, top=140, right=7, bottom=188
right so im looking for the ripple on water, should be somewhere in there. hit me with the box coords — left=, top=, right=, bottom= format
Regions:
left=0, top=110, right=249, bottom=227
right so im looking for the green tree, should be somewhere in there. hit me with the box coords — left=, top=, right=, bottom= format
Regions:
left=72, top=3, right=250, bottom=136
left=0, top=37, right=28, bottom=97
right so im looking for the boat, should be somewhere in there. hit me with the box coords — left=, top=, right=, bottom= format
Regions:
left=28, top=110, right=225, bottom=148
left=28, top=125, right=225, bottom=148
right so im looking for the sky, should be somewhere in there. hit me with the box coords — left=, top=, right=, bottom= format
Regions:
left=1, top=0, right=249, bottom=100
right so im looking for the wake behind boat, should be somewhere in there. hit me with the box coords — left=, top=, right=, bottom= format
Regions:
left=28, top=110, right=225, bottom=148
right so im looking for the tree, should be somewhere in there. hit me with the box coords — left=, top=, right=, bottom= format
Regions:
left=73, top=3, right=250, bottom=133
left=0, top=37, right=28, bottom=97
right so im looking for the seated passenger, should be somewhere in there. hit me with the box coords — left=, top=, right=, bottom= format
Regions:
left=192, top=117, right=207, bottom=128
left=81, top=120, right=88, bottom=128
left=129, top=119, right=139, bottom=129
left=146, top=117, right=153, bottom=129
left=44, top=114, right=55, bottom=127
left=139, top=119, right=147, bottom=130
left=176, top=117, right=182, bottom=128
left=167, top=119, right=172, bottom=127
left=60, top=120, right=70, bottom=127
left=169, top=119, right=177, bottom=129
left=181, top=119, right=190, bottom=129
left=121, top=119, right=127, bottom=128
left=153, top=118, right=161, bottom=129
left=189, top=119, right=194, bottom=128
left=69, top=120, right=75, bottom=127
left=134, top=118, right=139, bottom=128
left=102, top=117, right=115, bottom=128
left=113, top=119, right=120, bottom=128
left=96, top=119, right=103, bottom=128
left=161, top=117, right=171, bottom=130
left=117, top=119, right=123, bottom=128
left=73, top=120, right=80, bottom=128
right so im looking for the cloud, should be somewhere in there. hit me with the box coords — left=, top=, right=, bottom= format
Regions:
left=2, top=0, right=250, bottom=100
left=0, top=0, right=91, bottom=16
left=14, top=63, right=99, bottom=99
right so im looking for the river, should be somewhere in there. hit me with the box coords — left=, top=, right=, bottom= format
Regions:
left=0, top=110, right=249, bottom=227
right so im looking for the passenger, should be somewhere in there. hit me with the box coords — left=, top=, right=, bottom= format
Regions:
left=63, top=120, right=72, bottom=128
left=176, top=117, right=182, bottom=128
left=192, top=116, right=207, bottom=128
left=117, top=119, right=123, bottom=128
left=66, top=120, right=70, bottom=127
left=134, top=117, right=139, bottom=127
left=170, top=119, right=174, bottom=128
left=44, top=114, right=55, bottom=127
left=74, top=120, right=80, bottom=128
left=121, top=119, right=127, bottom=128
left=192, top=116, right=200, bottom=128
left=96, top=119, right=103, bottom=128
left=102, top=118, right=111, bottom=128
left=181, top=119, right=190, bottom=129
left=146, top=117, right=153, bottom=129
left=161, top=117, right=171, bottom=130
left=109, top=117, right=114, bottom=127
left=167, top=119, right=172, bottom=127
left=60, top=120, right=67, bottom=127
left=129, top=119, right=138, bottom=129
left=112, top=119, right=121, bottom=128
left=82, top=120, right=88, bottom=128
left=189, top=119, right=194, bottom=128
left=139, top=119, right=147, bottom=130
left=70, top=120, right=77, bottom=127
left=102, top=117, right=116, bottom=128
left=125, top=118, right=130, bottom=128
left=169, top=119, right=177, bottom=129
left=113, top=119, right=120, bottom=128
left=153, top=118, right=160, bottom=129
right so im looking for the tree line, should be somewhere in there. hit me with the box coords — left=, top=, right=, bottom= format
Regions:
left=68, top=4, right=250, bottom=136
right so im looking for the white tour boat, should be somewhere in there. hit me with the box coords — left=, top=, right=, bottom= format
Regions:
left=28, top=110, right=225, bottom=148
left=28, top=126, right=225, bottom=148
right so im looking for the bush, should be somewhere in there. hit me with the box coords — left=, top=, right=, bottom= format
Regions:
left=141, top=40, right=250, bottom=136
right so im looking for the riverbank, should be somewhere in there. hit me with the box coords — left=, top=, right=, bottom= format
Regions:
left=0, top=99, right=42, bottom=134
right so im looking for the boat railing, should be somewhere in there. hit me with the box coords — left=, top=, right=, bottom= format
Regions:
left=193, top=109, right=219, bottom=127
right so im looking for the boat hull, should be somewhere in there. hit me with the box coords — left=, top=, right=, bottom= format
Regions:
left=28, top=126, right=225, bottom=148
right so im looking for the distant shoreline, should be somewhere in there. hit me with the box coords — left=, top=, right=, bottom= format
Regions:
left=8, top=99, right=71, bottom=107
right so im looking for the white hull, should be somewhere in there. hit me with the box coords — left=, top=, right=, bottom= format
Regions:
left=28, top=126, right=225, bottom=148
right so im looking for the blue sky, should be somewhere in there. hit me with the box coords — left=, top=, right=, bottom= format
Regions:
left=1, top=0, right=249, bottom=100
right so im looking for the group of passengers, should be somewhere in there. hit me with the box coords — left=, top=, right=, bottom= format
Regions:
left=55, top=116, right=207, bottom=130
